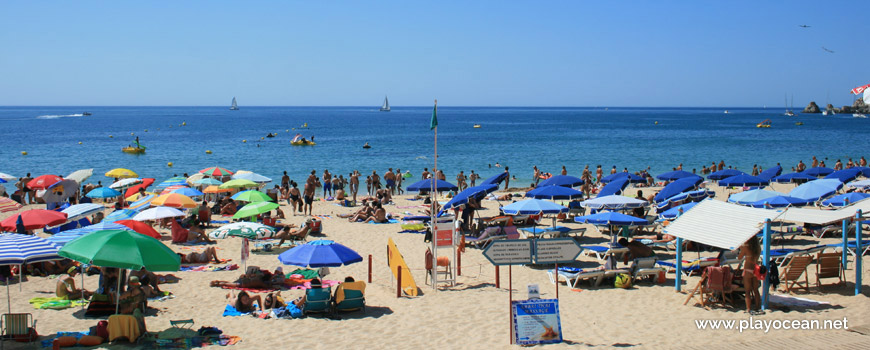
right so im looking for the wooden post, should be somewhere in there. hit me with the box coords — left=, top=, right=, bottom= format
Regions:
left=397, top=265, right=402, bottom=298
left=368, top=254, right=372, bottom=283
left=457, top=247, right=462, bottom=276
left=495, top=265, right=500, bottom=288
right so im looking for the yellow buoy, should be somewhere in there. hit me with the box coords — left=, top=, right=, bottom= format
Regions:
left=167, top=162, right=173, bottom=167
left=243, top=140, right=247, bottom=143
left=144, top=129, right=148, bottom=132
left=21, top=151, right=27, bottom=156
left=109, top=135, right=113, bottom=138
left=130, top=132, right=135, bottom=136
left=260, top=137, right=264, bottom=140
left=182, top=122, right=186, bottom=126
left=205, top=150, right=212, bottom=154
left=78, top=142, right=82, bottom=145
left=654, top=121, right=658, bottom=125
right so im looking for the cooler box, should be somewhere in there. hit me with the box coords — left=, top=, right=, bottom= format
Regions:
left=309, top=218, right=322, bottom=234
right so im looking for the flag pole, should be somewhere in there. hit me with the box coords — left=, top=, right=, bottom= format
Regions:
left=431, top=99, right=438, bottom=289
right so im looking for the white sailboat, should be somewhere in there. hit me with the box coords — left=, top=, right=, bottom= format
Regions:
left=379, top=96, right=390, bottom=112
left=229, top=97, right=239, bottom=111
left=784, top=94, right=795, bottom=116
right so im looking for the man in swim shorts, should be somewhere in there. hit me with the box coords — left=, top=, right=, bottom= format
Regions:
left=384, top=168, right=395, bottom=195
left=303, top=181, right=315, bottom=216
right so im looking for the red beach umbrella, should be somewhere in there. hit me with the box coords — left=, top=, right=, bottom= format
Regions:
left=199, top=166, right=234, bottom=177
left=114, top=219, right=162, bottom=239
left=27, top=175, right=64, bottom=190
left=0, top=209, right=67, bottom=231
left=125, top=178, right=156, bottom=198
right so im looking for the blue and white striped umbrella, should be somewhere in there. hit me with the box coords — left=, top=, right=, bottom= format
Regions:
left=104, top=209, right=137, bottom=222
left=171, top=187, right=204, bottom=197
left=61, top=203, right=105, bottom=221
left=0, top=233, right=61, bottom=266
left=155, top=177, right=188, bottom=188
left=47, top=222, right=132, bottom=247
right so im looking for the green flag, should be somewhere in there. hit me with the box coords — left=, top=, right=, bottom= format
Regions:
left=430, top=102, right=438, bottom=130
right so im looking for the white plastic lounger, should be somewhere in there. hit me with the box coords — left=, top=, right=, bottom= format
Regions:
left=547, top=268, right=606, bottom=288
left=582, top=244, right=629, bottom=261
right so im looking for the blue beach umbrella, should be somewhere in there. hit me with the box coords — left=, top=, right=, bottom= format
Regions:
left=406, top=179, right=458, bottom=192
left=47, top=222, right=133, bottom=247
left=601, top=172, right=646, bottom=184
left=654, top=177, right=703, bottom=203
left=0, top=233, right=60, bottom=266
left=655, top=189, right=715, bottom=210
left=803, top=167, right=834, bottom=177
left=104, top=209, right=137, bottom=223
left=86, top=187, right=122, bottom=199
left=525, top=185, right=584, bottom=200
left=441, top=184, right=498, bottom=212
left=656, top=170, right=698, bottom=181
left=747, top=195, right=812, bottom=208
left=171, top=187, right=204, bottom=197
left=658, top=202, right=699, bottom=220
left=850, top=167, right=870, bottom=177
left=757, top=165, right=783, bottom=181
left=718, top=174, right=769, bottom=187
left=277, top=240, right=363, bottom=267
left=820, top=192, right=870, bottom=207
left=597, top=178, right=629, bottom=197
left=788, top=179, right=843, bottom=202
left=537, top=175, right=584, bottom=188
left=727, top=189, right=783, bottom=205
left=708, top=169, right=746, bottom=181
left=501, top=199, right=567, bottom=215
left=825, top=168, right=861, bottom=184
left=847, top=179, right=870, bottom=189
left=61, top=203, right=105, bottom=222
left=155, top=177, right=188, bottom=188
left=574, top=212, right=648, bottom=226
left=480, top=172, right=509, bottom=186
left=580, top=195, right=647, bottom=210
left=772, top=172, right=817, bottom=184
left=193, top=178, right=223, bottom=186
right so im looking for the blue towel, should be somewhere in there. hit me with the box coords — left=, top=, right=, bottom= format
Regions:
left=369, top=219, right=399, bottom=224
left=398, top=230, right=426, bottom=234
left=211, top=220, right=230, bottom=224
left=222, top=304, right=253, bottom=317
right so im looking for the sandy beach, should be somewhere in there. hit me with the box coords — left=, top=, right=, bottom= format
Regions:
left=2, top=180, right=870, bottom=350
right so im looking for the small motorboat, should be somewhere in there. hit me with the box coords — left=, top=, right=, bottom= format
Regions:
left=122, top=147, right=145, bottom=154
left=266, top=133, right=276, bottom=138
left=82, top=112, right=92, bottom=116
left=854, top=114, right=867, bottom=119
left=795, top=122, right=804, bottom=126
left=473, top=124, right=481, bottom=128
left=756, top=119, right=772, bottom=128
left=363, top=142, right=371, bottom=149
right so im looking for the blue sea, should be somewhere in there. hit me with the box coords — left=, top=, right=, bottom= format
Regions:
left=1, top=106, right=868, bottom=191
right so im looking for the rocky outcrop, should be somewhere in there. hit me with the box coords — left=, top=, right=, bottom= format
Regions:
left=826, top=103, right=834, bottom=111
left=802, top=101, right=821, bottom=113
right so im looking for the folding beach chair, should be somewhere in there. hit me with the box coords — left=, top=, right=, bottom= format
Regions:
left=333, top=281, right=366, bottom=313
left=581, top=244, right=628, bottom=261
left=630, top=257, right=659, bottom=284
left=303, top=287, right=332, bottom=315
left=815, top=252, right=845, bottom=289
left=684, top=266, right=737, bottom=308
left=779, top=255, right=812, bottom=294
left=1, top=313, right=36, bottom=342
left=547, top=267, right=605, bottom=288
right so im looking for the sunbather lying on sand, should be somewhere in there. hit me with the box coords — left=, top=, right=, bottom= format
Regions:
left=178, top=247, right=221, bottom=264
left=227, top=290, right=263, bottom=312
left=210, top=267, right=285, bottom=289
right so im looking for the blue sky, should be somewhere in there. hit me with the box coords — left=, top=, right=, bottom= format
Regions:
left=1, top=1, right=868, bottom=107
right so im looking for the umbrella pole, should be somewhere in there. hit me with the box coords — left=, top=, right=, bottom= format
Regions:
left=7, top=282, right=11, bottom=314
left=19, top=264, right=22, bottom=292
left=81, top=267, right=86, bottom=311
left=115, top=269, right=122, bottom=314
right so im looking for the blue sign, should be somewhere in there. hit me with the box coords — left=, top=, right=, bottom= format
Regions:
left=512, top=299, right=562, bottom=345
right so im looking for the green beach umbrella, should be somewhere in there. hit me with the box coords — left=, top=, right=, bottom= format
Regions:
left=232, top=190, right=272, bottom=202
left=219, top=179, right=257, bottom=189
left=200, top=166, right=234, bottom=177
left=232, top=201, right=279, bottom=219
left=58, top=229, right=181, bottom=272
left=208, top=222, right=278, bottom=240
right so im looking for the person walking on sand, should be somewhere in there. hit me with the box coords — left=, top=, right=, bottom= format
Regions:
left=739, top=236, right=764, bottom=315
left=303, top=180, right=315, bottom=216
left=395, top=168, right=404, bottom=195
left=350, top=171, right=360, bottom=203
left=503, top=166, right=510, bottom=190
left=384, top=168, right=396, bottom=195
left=289, top=182, right=302, bottom=215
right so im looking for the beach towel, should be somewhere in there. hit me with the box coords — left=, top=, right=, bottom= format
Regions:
left=398, top=229, right=426, bottom=234
left=176, top=241, right=214, bottom=246
left=222, top=304, right=252, bottom=317
left=211, top=220, right=230, bottom=224
left=28, top=296, right=88, bottom=310
left=148, top=291, right=175, bottom=302
left=368, top=218, right=399, bottom=224
left=769, top=294, right=830, bottom=308
left=180, top=258, right=232, bottom=268
left=220, top=286, right=278, bottom=293
left=180, top=263, right=238, bottom=272
left=287, top=268, right=319, bottom=279
left=288, top=279, right=340, bottom=290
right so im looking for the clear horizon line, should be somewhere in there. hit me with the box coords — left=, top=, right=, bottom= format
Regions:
left=0, top=105, right=787, bottom=108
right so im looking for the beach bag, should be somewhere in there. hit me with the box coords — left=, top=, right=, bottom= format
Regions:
left=95, top=320, right=109, bottom=340
left=614, top=273, right=632, bottom=289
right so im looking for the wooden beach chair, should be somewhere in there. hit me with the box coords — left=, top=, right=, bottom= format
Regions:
left=683, top=266, right=738, bottom=308
left=779, top=255, right=812, bottom=294
left=815, top=252, right=845, bottom=289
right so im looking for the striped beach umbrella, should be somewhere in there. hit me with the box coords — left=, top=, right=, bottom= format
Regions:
left=208, top=222, right=277, bottom=240
left=47, top=222, right=132, bottom=247
left=199, top=166, right=234, bottom=177
left=127, top=194, right=157, bottom=211
left=61, top=203, right=105, bottom=221
left=156, top=177, right=188, bottom=188
left=104, top=209, right=138, bottom=223
left=0, top=198, right=22, bottom=213
left=160, top=185, right=188, bottom=195
left=151, top=193, right=197, bottom=209
left=0, top=233, right=60, bottom=265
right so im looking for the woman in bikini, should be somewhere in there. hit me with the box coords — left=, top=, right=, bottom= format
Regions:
left=178, top=247, right=221, bottom=264
left=226, top=290, right=264, bottom=312
left=739, top=236, right=764, bottom=315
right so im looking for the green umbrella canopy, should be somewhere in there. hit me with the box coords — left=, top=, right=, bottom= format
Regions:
left=232, top=190, right=272, bottom=202
left=219, top=179, right=257, bottom=189
left=58, top=229, right=181, bottom=272
left=233, top=201, right=279, bottom=219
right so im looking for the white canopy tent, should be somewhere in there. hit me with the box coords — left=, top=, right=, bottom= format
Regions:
left=664, top=199, right=784, bottom=250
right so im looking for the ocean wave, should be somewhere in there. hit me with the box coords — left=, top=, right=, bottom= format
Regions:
left=36, top=114, right=84, bottom=119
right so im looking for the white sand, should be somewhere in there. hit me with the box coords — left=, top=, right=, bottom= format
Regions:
left=3, top=184, right=870, bottom=349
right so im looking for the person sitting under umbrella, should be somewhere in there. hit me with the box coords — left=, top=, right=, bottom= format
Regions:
left=118, top=276, right=147, bottom=314
left=617, top=238, right=655, bottom=265
left=197, top=201, right=212, bottom=227
left=56, top=266, right=92, bottom=300
left=220, top=199, right=237, bottom=216
left=275, top=221, right=312, bottom=246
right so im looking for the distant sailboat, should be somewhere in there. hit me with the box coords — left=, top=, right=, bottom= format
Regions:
left=784, top=94, right=795, bottom=116
left=230, top=97, right=239, bottom=111
left=379, top=96, right=390, bottom=112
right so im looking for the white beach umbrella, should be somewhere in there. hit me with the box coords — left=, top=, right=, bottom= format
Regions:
left=132, top=206, right=185, bottom=221
left=110, top=178, right=143, bottom=189
left=65, top=169, right=94, bottom=184
left=0, top=172, right=16, bottom=182
left=61, top=203, right=106, bottom=222
left=232, top=172, right=272, bottom=183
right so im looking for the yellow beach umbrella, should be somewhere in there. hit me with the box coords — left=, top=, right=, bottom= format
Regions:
left=105, top=168, right=139, bottom=179
left=150, top=193, right=197, bottom=209
left=126, top=191, right=157, bottom=202
left=203, top=185, right=232, bottom=194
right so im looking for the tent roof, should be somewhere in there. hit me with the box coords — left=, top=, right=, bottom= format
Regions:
left=664, top=199, right=784, bottom=250
left=777, top=198, right=870, bottom=225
